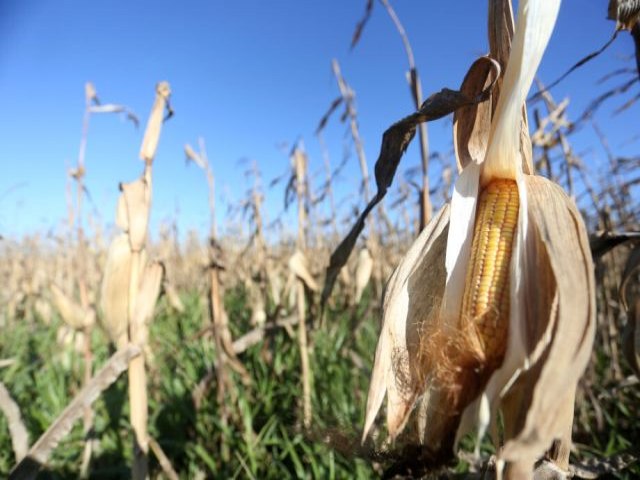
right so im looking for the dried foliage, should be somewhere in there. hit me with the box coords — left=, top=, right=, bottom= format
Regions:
left=0, top=1, right=639, bottom=479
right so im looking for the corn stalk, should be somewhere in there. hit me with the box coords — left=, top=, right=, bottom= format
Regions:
left=293, top=146, right=312, bottom=428
left=185, top=139, right=249, bottom=460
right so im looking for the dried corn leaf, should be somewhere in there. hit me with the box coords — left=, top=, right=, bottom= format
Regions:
left=321, top=72, right=498, bottom=310
left=0, top=381, right=29, bottom=463
left=184, top=143, right=206, bottom=170
left=10, top=346, right=141, bottom=479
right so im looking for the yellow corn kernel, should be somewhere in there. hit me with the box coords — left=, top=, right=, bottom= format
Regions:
left=461, top=178, right=519, bottom=366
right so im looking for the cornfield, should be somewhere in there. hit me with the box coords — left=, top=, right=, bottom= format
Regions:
left=1, top=1, right=639, bottom=479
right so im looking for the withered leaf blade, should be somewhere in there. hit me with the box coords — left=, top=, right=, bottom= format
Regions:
left=589, top=230, right=640, bottom=259
left=0, top=382, right=29, bottom=463
left=88, top=104, right=140, bottom=128
left=184, top=144, right=206, bottom=170
left=321, top=64, right=498, bottom=311
left=527, top=31, right=619, bottom=103
left=10, top=346, right=141, bottom=479
left=315, top=96, right=343, bottom=134
left=453, top=57, right=501, bottom=171
left=350, top=0, right=374, bottom=50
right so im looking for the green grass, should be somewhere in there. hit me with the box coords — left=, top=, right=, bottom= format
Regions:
left=1, top=284, right=638, bottom=478
left=0, top=289, right=378, bottom=479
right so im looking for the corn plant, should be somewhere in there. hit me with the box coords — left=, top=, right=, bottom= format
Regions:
left=362, top=0, right=596, bottom=477
left=100, top=81, right=171, bottom=480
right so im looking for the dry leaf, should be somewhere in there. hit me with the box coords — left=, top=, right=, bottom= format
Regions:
left=184, top=144, right=206, bottom=170
left=321, top=49, right=500, bottom=312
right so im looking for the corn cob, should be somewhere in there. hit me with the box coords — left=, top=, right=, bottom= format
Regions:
left=461, top=178, right=519, bottom=367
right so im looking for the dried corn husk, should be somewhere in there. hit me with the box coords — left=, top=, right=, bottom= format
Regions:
left=50, top=284, right=95, bottom=330
left=363, top=0, right=596, bottom=476
left=354, top=247, right=373, bottom=303
left=163, top=279, right=185, bottom=313
left=131, top=262, right=164, bottom=347
left=139, top=81, right=171, bottom=164
left=100, top=233, right=133, bottom=349
left=120, top=174, right=151, bottom=253
left=288, top=249, right=319, bottom=292
left=267, top=265, right=283, bottom=307
left=85, top=82, right=98, bottom=103
left=34, top=298, right=53, bottom=325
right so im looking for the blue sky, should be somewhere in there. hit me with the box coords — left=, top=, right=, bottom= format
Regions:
left=0, top=1, right=638, bottom=240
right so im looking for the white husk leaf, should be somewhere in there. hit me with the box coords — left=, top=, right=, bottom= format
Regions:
left=140, top=81, right=171, bottom=163
left=441, top=161, right=480, bottom=322
left=120, top=173, right=151, bottom=253
left=482, top=0, right=561, bottom=183
left=100, top=233, right=132, bottom=349
left=131, top=262, right=164, bottom=346
left=362, top=205, right=450, bottom=441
